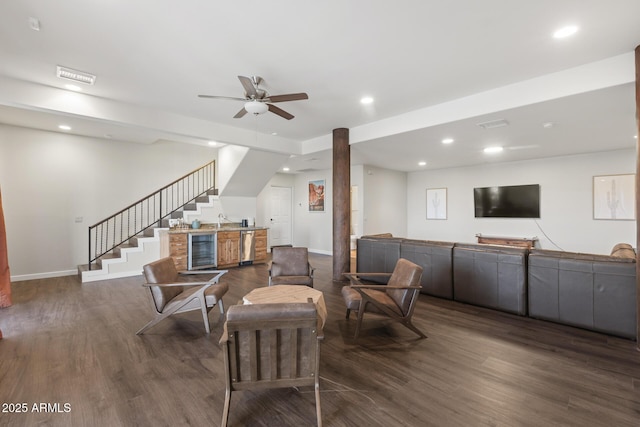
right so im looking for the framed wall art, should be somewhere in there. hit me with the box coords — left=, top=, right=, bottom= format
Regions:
left=426, top=188, right=447, bottom=219
left=593, top=174, right=635, bottom=220
left=308, top=179, right=325, bottom=212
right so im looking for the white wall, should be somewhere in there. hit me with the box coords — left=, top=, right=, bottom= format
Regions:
left=291, top=171, right=333, bottom=254
left=256, top=165, right=406, bottom=255
left=407, top=149, right=636, bottom=254
left=351, top=164, right=364, bottom=237
left=218, top=196, right=257, bottom=223
left=0, top=124, right=218, bottom=279
left=362, top=165, right=408, bottom=237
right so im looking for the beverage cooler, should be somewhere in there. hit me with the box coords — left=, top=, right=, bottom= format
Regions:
left=188, top=233, right=217, bottom=270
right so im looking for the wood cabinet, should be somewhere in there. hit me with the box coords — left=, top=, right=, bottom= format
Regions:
left=254, top=229, right=268, bottom=263
left=161, top=228, right=268, bottom=270
left=217, top=231, right=240, bottom=268
left=160, top=232, right=188, bottom=271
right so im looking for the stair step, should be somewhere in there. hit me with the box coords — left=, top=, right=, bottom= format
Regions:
left=143, top=227, right=157, bottom=237
left=195, top=196, right=210, bottom=203
left=184, top=202, right=197, bottom=211
left=77, top=263, right=100, bottom=273
left=113, top=243, right=137, bottom=257
left=97, top=253, right=119, bottom=267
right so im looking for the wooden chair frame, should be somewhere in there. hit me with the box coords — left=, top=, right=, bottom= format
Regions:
left=137, top=262, right=228, bottom=335
left=343, top=264, right=425, bottom=339
left=220, top=302, right=323, bottom=426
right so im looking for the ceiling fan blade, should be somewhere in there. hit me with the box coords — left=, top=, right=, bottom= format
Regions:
left=233, top=107, right=248, bottom=119
left=268, top=104, right=294, bottom=120
left=198, top=95, right=246, bottom=101
left=238, top=75, right=257, bottom=98
left=267, top=93, right=309, bottom=103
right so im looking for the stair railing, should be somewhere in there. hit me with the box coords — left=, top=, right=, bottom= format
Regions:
left=88, top=160, right=216, bottom=270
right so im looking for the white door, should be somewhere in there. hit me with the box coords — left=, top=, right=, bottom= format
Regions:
left=269, top=186, right=292, bottom=248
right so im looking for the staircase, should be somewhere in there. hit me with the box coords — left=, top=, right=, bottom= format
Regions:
left=78, top=161, right=217, bottom=283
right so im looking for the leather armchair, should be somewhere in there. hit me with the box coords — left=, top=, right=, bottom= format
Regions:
left=342, top=258, right=425, bottom=339
left=268, top=246, right=315, bottom=287
left=220, top=302, right=322, bottom=426
left=137, top=257, right=228, bottom=334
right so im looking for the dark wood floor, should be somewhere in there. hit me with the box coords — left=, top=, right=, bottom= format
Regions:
left=1, top=253, right=639, bottom=426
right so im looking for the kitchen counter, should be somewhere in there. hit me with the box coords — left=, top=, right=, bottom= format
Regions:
left=166, top=224, right=268, bottom=234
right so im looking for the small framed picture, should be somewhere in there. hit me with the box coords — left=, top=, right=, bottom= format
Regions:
left=426, top=188, right=447, bottom=219
left=309, top=179, right=325, bottom=212
left=593, top=174, right=635, bottom=220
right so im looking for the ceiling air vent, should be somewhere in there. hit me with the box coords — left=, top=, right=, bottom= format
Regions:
left=476, top=119, right=509, bottom=130
left=56, top=66, right=96, bottom=85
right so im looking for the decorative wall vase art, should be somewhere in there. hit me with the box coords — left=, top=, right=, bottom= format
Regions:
left=593, top=174, right=635, bottom=220
left=426, top=188, right=447, bottom=219
left=309, top=179, right=325, bottom=212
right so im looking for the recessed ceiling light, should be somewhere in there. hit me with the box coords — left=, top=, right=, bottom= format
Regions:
left=58, top=124, right=71, bottom=131
left=271, top=132, right=278, bottom=136
left=65, top=84, right=82, bottom=92
left=208, top=141, right=217, bottom=146
left=282, top=167, right=290, bottom=172
left=483, top=146, right=503, bottom=154
left=418, top=161, right=427, bottom=166
left=553, top=25, right=578, bottom=39
left=442, top=138, right=454, bottom=144
left=360, top=96, right=374, bottom=105
left=542, top=122, right=555, bottom=129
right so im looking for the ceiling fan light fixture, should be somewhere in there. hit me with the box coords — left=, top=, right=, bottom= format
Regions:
left=244, top=101, right=268, bottom=115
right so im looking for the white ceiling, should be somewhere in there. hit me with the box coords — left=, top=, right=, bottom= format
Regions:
left=0, top=0, right=638, bottom=173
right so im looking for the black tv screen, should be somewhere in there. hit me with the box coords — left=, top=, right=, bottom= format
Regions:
left=474, top=184, right=540, bottom=218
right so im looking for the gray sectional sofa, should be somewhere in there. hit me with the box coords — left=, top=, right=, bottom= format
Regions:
left=355, top=235, right=637, bottom=339
left=452, top=243, right=528, bottom=315
left=528, top=249, right=637, bottom=339
left=356, top=236, right=455, bottom=298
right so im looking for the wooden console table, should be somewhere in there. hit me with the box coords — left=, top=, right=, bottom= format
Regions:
left=475, top=234, right=538, bottom=249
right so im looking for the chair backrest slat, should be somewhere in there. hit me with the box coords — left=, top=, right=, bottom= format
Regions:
left=223, top=303, right=318, bottom=389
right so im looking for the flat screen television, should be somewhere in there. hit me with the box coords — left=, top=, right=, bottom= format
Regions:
left=474, top=184, right=540, bottom=218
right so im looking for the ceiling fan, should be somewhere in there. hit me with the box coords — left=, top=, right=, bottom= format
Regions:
left=198, top=75, right=308, bottom=120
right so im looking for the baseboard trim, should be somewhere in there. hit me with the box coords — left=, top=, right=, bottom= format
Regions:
left=11, top=270, right=77, bottom=282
